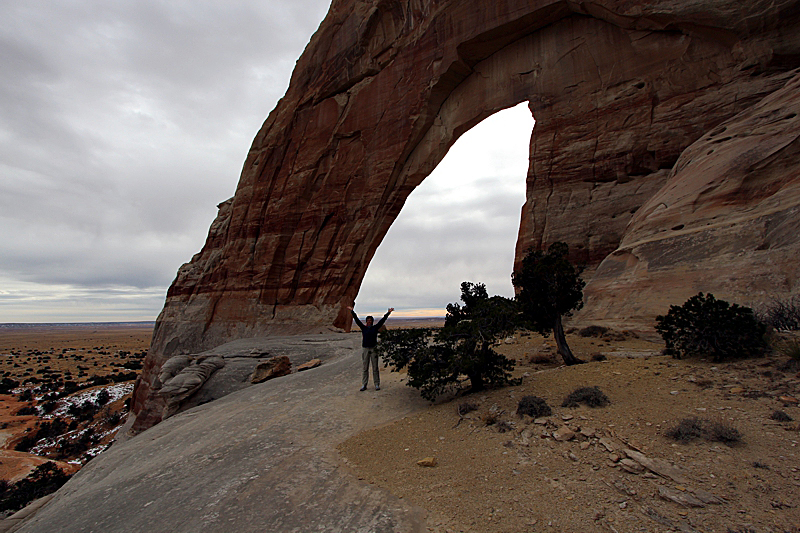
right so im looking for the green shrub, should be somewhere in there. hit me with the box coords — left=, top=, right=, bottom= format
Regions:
left=379, top=282, right=520, bottom=401
left=516, top=396, right=552, bottom=418
left=562, top=386, right=610, bottom=408
left=0, top=462, right=72, bottom=512
left=656, top=293, right=767, bottom=362
left=0, top=377, right=20, bottom=394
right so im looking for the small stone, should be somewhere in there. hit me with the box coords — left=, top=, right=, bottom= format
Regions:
left=729, top=386, right=744, bottom=394
left=779, top=395, right=799, bottom=405
left=620, top=458, right=645, bottom=474
left=417, top=457, right=437, bottom=467
left=580, top=441, right=591, bottom=450
left=561, top=414, right=574, bottom=421
left=297, top=358, right=322, bottom=371
left=598, top=438, right=615, bottom=452
left=658, top=486, right=705, bottom=507
left=670, top=390, right=679, bottom=395
left=553, top=427, right=576, bottom=442
left=609, top=453, right=621, bottom=463
left=533, top=417, right=549, bottom=425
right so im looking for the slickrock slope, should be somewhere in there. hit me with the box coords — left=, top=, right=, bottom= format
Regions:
left=583, top=71, right=800, bottom=322
left=132, top=0, right=800, bottom=431
left=14, top=336, right=430, bottom=533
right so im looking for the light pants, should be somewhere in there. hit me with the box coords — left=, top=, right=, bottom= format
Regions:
left=362, top=346, right=380, bottom=388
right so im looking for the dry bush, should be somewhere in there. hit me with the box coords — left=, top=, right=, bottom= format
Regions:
left=516, top=395, right=552, bottom=418
left=578, top=325, right=608, bottom=338
left=457, top=401, right=479, bottom=416
left=590, top=353, right=607, bottom=362
left=770, top=410, right=793, bottom=422
left=562, top=386, right=610, bottom=408
left=693, top=379, right=714, bottom=390
left=482, top=412, right=499, bottom=426
left=529, top=353, right=556, bottom=365
left=666, top=417, right=742, bottom=445
left=496, top=420, right=513, bottom=433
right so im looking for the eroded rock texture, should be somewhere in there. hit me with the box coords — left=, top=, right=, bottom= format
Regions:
left=132, top=0, right=800, bottom=432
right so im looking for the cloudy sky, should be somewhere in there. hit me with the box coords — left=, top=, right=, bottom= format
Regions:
left=0, top=0, right=533, bottom=323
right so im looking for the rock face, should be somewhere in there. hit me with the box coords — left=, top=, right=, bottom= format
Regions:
left=582, top=72, right=800, bottom=323
left=132, top=0, right=800, bottom=432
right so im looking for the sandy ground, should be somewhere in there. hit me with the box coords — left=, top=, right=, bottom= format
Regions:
left=339, top=330, right=800, bottom=533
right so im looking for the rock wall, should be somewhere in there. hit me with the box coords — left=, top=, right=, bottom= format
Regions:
left=131, top=0, right=800, bottom=432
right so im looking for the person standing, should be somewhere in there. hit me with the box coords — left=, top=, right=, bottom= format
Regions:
left=348, top=306, right=393, bottom=391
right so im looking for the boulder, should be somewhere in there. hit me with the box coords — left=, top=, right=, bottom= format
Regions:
left=250, top=356, right=292, bottom=384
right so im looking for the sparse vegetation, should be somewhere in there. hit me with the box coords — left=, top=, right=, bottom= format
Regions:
left=776, top=337, right=800, bottom=361
left=578, top=325, right=608, bottom=338
left=0, top=377, right=20, bottom=394
left=457, top=401, right=478, bottom=416
left=516, top=395, right=552, bottom=418
left=755, top=295, right=800, bottom=331
left=0, top=461, right=72, bottom=513
left=561, top=386, right=610, bottom=408
left=529, top=353, right=556, bottom=365
left=770, top=410, right=793, bottom=422
left=665, top=417, right=742, bottom=445
left=656, top=292, right=768, bottom=362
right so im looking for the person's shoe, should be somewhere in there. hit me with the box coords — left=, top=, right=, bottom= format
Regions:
left=375, top=386, right=380, bottom=391
left=359, top=386, right=367, bottom=391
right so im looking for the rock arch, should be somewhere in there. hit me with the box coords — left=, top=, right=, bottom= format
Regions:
left=132, top=0, right=800, bottom=431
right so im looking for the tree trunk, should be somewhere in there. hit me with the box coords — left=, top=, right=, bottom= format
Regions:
left=553, top=315, right=583, bottom=365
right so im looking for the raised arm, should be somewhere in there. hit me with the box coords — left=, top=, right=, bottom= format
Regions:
left=348, top=306, right=365, bottom=329
left=374, top=307, right=394, bottom=329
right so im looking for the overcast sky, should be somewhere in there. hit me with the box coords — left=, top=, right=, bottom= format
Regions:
left=0, top=0, right=533, bottom=323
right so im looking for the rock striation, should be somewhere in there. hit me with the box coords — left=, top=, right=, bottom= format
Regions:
left=132, top=0, right=800, bottom=432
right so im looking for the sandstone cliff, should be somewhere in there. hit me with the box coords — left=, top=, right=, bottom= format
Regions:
left=132, top=0, right=800, bottom=432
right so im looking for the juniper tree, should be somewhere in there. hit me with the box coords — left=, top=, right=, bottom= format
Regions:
left=512, top=242, right=585, bottom=365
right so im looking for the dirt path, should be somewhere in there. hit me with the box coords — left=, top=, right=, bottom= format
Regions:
left=339, top=332, right=800, bottom=533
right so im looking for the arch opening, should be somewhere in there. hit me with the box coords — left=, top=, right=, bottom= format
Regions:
left=355, top=102, right=534, bottom=317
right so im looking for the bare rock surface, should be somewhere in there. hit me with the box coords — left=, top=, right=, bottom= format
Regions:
left=14, top=334, right=430, bottom=533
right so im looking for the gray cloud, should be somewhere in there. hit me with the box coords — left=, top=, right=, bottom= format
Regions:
left=0, top=1, right=533, bottom=322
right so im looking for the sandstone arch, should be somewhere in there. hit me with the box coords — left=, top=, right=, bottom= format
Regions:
left=132, top=0, right=800, bottom=431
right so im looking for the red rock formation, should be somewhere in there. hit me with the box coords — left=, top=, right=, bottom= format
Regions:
left=131, top=0, right=800, bottom=432
left=582, top=71, right=800, bottom=324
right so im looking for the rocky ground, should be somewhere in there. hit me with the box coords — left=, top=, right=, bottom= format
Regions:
left=339, top=329, right=800, bottom=533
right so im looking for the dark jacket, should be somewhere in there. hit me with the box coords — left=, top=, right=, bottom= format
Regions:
left=352, top=310, right=390, bottom=348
